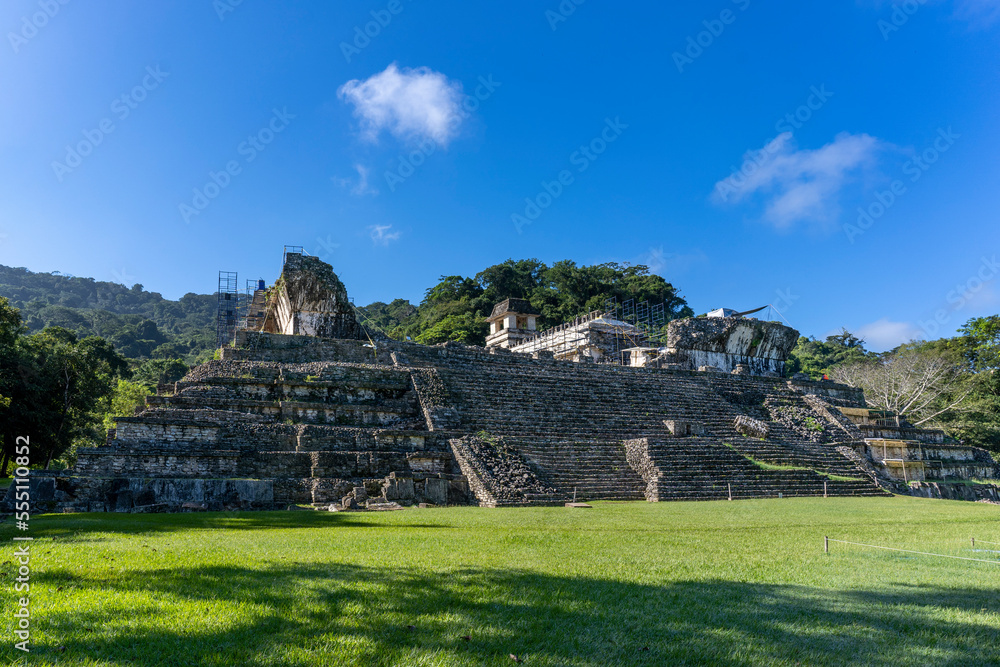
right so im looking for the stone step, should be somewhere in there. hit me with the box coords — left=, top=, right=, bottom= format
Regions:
left=146, top=395, right=422, bottom=427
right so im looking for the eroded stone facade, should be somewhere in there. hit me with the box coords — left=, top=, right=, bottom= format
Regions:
left=664, top=316, right=799, bottom=375
left=9, top=255, right=997, bottom=513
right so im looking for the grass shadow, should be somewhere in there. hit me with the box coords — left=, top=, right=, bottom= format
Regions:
left=10, top=511, right=450, bottom=539
left=25, top=561, right=1000, bottom=666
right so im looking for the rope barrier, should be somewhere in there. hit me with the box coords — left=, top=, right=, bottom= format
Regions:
left=825, top=537, right=1000, bottom=565
left=352, top=305, right=381, bottom=362
left=767, top=303, right=793, bottom=327
left=973, top=538, right=1000, bottom=546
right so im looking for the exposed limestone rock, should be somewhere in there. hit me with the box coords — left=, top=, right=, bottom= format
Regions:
left=668, top=316, right=798, bottom=375
left=262, top=253, right=365, bottom=339
left=734, top=415, right=770, bottom=440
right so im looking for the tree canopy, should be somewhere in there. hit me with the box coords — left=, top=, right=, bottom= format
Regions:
left=784, top=329, right=873, bottom=379
left=0, top=297, right=131, bottom=472
left=358, top=258, right=693, bottom=346
left=806, top=319, right=1000, bottom=454
left=0, top=264, right=216, bottom=365
left=831, top=343, right=973, bottom=426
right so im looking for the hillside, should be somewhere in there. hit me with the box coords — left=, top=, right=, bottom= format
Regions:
left=0, top=265, right=217, bottom=363
left=1, top=258, right=693, bottom=358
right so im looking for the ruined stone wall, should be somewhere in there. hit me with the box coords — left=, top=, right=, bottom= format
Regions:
left=262, top=253, right=365, bottom=340
left=448, top=434, right=557, bottom=506
left=665, top=317, right=798, bottom=375
left=214, top=333, right=883, bottom=503
left=222, top=333, right=871, bottom=453
left=26, top=328, right=895, bottom=513
left=908, top=482, right=1000, bottom=502
left=508, top=317, right=640, bottom=362
left=857, top=425, right=945, bottom=443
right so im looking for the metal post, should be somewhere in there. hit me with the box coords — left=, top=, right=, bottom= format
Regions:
left=824, top=481, right=828, bottom=498
left=573, top=487, right=577, bottom=503
left=972, top=537, right=975, bottom=549
left=824, top=536, right=829, bottom=554
left=728, top=483, right=732, bottom=501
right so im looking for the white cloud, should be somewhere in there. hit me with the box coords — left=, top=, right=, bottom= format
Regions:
left=869, top=0, right=1000, bottom=27
left=960, top=283, right=999, bottom=310
left=369, top=224, right=400, bottom=246
left=713, top=132, right=886, bottom=230
left=855, top=318, right=923, bottom=352
left=338, top=63, right=464, bottom=147
left=639, top=246, right=707, bottom=275
left=955, top=0, right=1000, bottom=26
left=332, top=164, right=378, bottom=196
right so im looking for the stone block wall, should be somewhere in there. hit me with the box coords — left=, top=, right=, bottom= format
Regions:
left=39, top=328, right=944, bottom=513
left=203, top=333, right=892, bottom=504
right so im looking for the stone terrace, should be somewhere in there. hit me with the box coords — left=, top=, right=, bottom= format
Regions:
left=44, top=329, right=894, bottom=512
left=14, top=251, right=994, bottom=513
left=207, top=332, right=887, bottom=505
left=66, top=357, right=470, bottom=512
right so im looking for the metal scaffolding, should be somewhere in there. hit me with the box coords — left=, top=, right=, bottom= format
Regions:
left=216, top=271, right=239, bottom=348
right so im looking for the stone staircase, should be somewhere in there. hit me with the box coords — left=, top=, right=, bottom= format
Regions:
left=56, top=333, right=892, bottom=512
left=625, top=438, right=873, bottom=501
left=510, top=439, right=646, bottom=502
left=70, top=360, right=470, bottom=511
left=421, top=347, right=885, bottom=503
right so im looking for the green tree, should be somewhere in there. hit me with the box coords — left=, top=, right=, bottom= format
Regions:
left=818, top=319, right=1000, bottom=453
left=356, top=299, right=418, bottom=340
left=531, top=261, right=691, bottom=328
left=0, top=297, right=25, bottom=474
left=958, top=315, right=1000, bottom=371
left=0, top=265, right=218, bottom=364
left=785, top=329, right=872, bottom=379
left=475, top=259, right=545, bottom=305
left=383, top=258, right=693, bottom=346
left=1, top=323, right=129, bottom=472
left=940, top=316, right=1000, bottom=451
left=101, top=378, right=152, bottom=431
left=414, top=312, right=488, bottom=345
left=831, top=342, right=973, bottom=426
left=133, top=358, right=189, bottom=386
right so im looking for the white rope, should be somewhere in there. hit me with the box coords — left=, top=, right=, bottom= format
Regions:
left=767, top=303, right=793, bottom=327
left=828, top=538, right=1000, bottom=565
left=974, top=538, right=1000, bottom=546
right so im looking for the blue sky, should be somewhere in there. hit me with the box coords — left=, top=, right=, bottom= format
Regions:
left=1, top=0, right=998, bottom=350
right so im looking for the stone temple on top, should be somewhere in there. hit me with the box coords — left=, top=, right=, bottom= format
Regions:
left=9, top=249, right=998, bottom=513
left=484, top=295, right=798, bottom=377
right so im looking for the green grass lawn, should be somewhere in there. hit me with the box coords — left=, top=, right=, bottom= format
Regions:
left=2, top=496, right=999, bottom=666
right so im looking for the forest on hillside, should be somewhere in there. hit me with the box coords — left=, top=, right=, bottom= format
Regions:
left=0, top=265, right=217, bottom=369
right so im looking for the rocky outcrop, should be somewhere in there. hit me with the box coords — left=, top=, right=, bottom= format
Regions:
left=665, top=316, right=798, bottom=375
left=734, top=415, right=770, bottom=439
left=262, top=253, right=365, bottom=339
